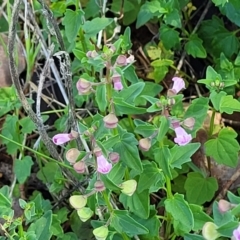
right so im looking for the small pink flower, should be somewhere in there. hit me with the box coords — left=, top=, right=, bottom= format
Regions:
left=52, top=133, right=73, bottom=145
left=97, top=155, right=112, bottom=174
left=168, top=77, right=185, bottom=96
left=174, top=127, right=192, bottom=146
left=171, top=120, right=181, bottom=129
left=103, top=113, right=118, bottom=129
left=233, top=226, right=240, bottom=240
left=112, top=73, right=123, bottom=91
left=76, top=78, right=92, bottom=95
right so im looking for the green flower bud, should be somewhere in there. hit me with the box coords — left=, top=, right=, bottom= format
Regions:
left=93, top=226, right=109, bottom=240
left=69, top=195, right=87, bottom=210
left=202, top=222, right=220, bottom=240
left=77, top=207, right=93, bottom=222
left=120, top=180, right=137, bottom=196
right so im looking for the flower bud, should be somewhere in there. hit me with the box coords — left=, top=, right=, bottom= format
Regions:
left=171, top=120, right=181, bottom=129
left=66, top=148, right=80, bottom=164
left=218, top=199, right=235, bottom=213
left=219, top=82, right=224, bottom=88
left=182, top=117, right=195, bottom=130
left=76, top=78, right=92, bottom=95
left=202, top=222, right=220, bottom=240
left=116, top=55, right=127, bottom=66
left=103, top=113, right=118, bottom=129
left=167, top=98, right=175, bottom=105
left=73, top=161, right=86, bottom=174
left=70, top=130, right=79, bottom=139
left=215, top=79, right=220, bottom=87
left=112, top=73, right=123, bottom=91
left=69, top=195, right=87, bottom=210
left=120, top=180, right=137, bottom=196
left=210, top=82, right=215, bottom=87
left=52, top=133, right=74, bottom=145
left=94, top=180, right=105, bottom=192
left=77, top=207, right=93, bottom=222
left=139, top=138, right=151, bottom=151
left=109, top=152, right=120, bottom=163
left=93, top=226, right=109, bottom=240
left=86, top=50, right=98, bottom=58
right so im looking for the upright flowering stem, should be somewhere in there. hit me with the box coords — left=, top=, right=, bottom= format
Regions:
left=102, top=190, right=113, bottom=212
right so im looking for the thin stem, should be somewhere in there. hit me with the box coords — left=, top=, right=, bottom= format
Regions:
left=209, top=108, right=216, bottom=137
left=103, top=191, right=113, bottom=212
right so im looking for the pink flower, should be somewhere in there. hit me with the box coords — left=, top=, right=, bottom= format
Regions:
left=116, top=55, right=127, bottom=66
left=112, top=73, right=123, bottom=91
left=52, top=133, right=73, bottom=145
left=97, top=155, right=112, bottom=174
left=168, top=77, right=185, bottom=96
left=174, top=127, right=192, bottom=146
left=233, top=226, right=240, bottom=240
left=76, top=78, right=92, bottom=95
left=103, top=113, right=118, bottom=129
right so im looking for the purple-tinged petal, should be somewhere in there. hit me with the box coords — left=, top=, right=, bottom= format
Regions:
left=174, top=127, right=192, bottom=146
left=52, top=133, right=73, bottom=145
left=97, top=155, right=112, bottom=174
left=171, top=77, right=185, bottom=94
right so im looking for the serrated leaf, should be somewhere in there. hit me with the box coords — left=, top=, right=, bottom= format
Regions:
left=219, top=95, right=240, bottom=114
left=170, top=143, right=201, bottom=169
left=205, top=127, right=239, bottom=167
left=165, top=194, right=194, bottom=235
left=19, top=117, right=36, bottom=134
left=111, top=210, right=149, bottom=236
left=160, top=24, right=180, bottom=49
left=185, top=34, right=206, bottom=58
left=164, top=8, right=181, bottom=28
left=62, top=9, right=84, bottom=42
left=83, top=18, right=113, bottom=38
left=185, top=172, right=218, bottom=205
left=14, top=156, right=34, bottom=184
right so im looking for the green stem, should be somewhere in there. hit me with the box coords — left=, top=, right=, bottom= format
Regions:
left=122, top=233, right=131, bottom=240
left=165, top=176, right=173, bottom=199
left=209, top=108, right=216, bottom=137
left=0, top=134, right=73, bottom=170
left=102, top=191, right=113, bottom=212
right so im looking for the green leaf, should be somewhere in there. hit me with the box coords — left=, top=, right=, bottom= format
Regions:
left=184, top=234, right=204, bottom=240
left=159, top=24, right=180, bottom=50
left=114, top=97, right=146, bottom=115
left=219, top=95, right=240, bottom=114
left=185, top=34, right=207, bottom=58
left=157, top=116, right=170, bottom=142
left=212, top=0, right=228, bottom=6
left=165, top=194, right=194, bottom=235
left=28, top=210, right=52, bottom=240
left=138, top=161, right=165, bottom=193
left=189, top=204, right=213, bottom=231
left=116, top=82, right=145, bottom=104
left=154, top=146, right=172, bottom=179
left=170, top=143, right=201, bottom=169
left=213, top=201, right=234, bottom=226
left=14, top=156, right=34, bottom=184
left=217, top=221, right=239, bottom=237
left=113, top=130, right=143, bottom=173
left=111, top=210, right=149, bottom=236
left=83, top=18, right=113, bottom=38
left=0, top=192, right=11, bottom=209
left=134, top=119, right=157, bottom=137
left=124, top=65, right=139, bottom=84
left=62, top=9, right=84, bottom=42
left=210, top=91, right=227, bottom=111
left=136, top=1, right=165, bottom=28
left=119, top=190, right=150, bottom=219
left=183, top=97, right=209, bottom=137
left=19, top=117, right=36, bottom=134
left=205, top=127, right=239, bottom=167
left=100, top=174, right=121, bottom=191
left=96, top=84, right=107, bottom=112
left=164, top=8, right=181, bottom=28
left=185, top=172, right=218, bottom=205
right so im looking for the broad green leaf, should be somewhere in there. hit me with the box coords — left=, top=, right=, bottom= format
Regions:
left=183, top=97, right=209, bottom=136
left=227, top=191, right=240, bottom=204
left=160, top=25, right=180, bottom=50
left=217, top=221, right=239, bottom=237
left=62, top=9, right=84, bottom=42
left=100, top=174, right=121, bottom=191
left=184, top=172, right=218, bottom=205
left=106, top=163, right=126, bottom=185
left=19, top=117, right=36, bottom=134
left=134, top=119, right=157, bottom=137
left=111, top=210, right=149, bottom=236
left=124, top=65, right=139, bottom=84
left=220, top=0, right=240, bottom=27
left=184, top=234, right=204, bottom=240
left=164, top=8, right=181, bottom=28
left=189, top=204, right=213, bottom=231
left=136, top=1, right=165, bottom=28
left=116, top=82, right=145, bottom=104
left=219, top=95, right=240, bottom=114
left=212, top=0, right=228, bottom=6
left=170, top=143, right=201, bottom=169
left=119, top=190, right=149, bottom=219
left=138, top=161, right=165, bottom=193
left=210, top=91, right=227, bottom=111
left=157, top=116, right=170, bottom=142
left=205, top=127, right=239, bottom=167
left=83, top=18, right=113, bottom=38
left=154, top=146, right=172, bottom=179
left=165, top=194, right=194, bottom=235
left=220, top=52, right=233, bottom=70
left=213, top=201, right=234, bottom=226
left=96, top=84, right=107, bottom=112
left=14, top=156, right=34, bottom=184
left=114, top=97, right=146, bottom=115
left=113, top=130, right=143, bottom=173
left=0, top=192, right=11, bottom=209
left=28, top=210, right=52, bottom=240
left=185, top=34, right=206, bottom=58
